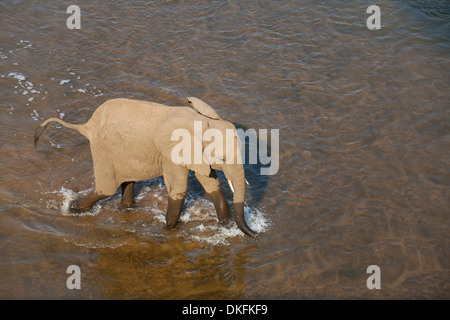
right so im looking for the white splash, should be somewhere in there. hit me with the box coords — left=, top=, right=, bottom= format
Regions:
left=179, top=198, right=271, bottom=245
left=245, top=206, right=271, bottom=234
left=49, top=141, right=62, bottom=149
left=56, top=108, right=65, bottom=119
left=134, top=182, right=271, bottom=245
left=8, top=72, right=25, bottom=81
left=31, top=109, right=39, bottom=121
left=45, top=182, right=270, bottom=247
left=18, top=40, right=32, bottom=48
left=60, top=186, right=77, bottom=215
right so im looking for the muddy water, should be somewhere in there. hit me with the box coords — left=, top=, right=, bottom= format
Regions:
left=1, top=0, right=449, bottom=299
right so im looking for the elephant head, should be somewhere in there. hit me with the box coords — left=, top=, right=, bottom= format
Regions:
left=154, top=98, right=257, bottom=237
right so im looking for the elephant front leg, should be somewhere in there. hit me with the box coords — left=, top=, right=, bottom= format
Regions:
left=162, top=160, right=189, bottom=229
left=120, top=181, right=135, bottom=208
left=166, top=195, right=186, bottom=228
left=206, top=189, right=230, bottom=224
left=195, top=170, right=230, bottom=225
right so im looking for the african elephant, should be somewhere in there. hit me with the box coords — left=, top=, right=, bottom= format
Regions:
left=34, top=97, right=258, bottom=237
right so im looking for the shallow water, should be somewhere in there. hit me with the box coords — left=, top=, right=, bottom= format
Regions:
left=0, top=0, right=449, bottom=299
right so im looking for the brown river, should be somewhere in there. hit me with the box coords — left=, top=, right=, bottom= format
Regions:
left=1, top=0, right=449, bottom=299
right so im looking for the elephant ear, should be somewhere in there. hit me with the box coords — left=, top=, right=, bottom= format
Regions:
left=187, top=97, right=221, bottom=120
left=155, top=116, right=211, bottom=176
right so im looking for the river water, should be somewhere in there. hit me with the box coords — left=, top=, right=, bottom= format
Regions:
left=0, top=0, right=449, bottom=299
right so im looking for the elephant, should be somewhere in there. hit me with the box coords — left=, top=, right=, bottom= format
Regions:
left=34, top=97, right=258, bottom=237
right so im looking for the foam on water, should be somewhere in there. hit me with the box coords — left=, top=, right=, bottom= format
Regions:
left=180, top=204, right=270, bottom=246
left=2, top=39, right=105, bottom=120
left=8, top=72, right=25, bottom=81
left=50, top=183, right=271, bottom=247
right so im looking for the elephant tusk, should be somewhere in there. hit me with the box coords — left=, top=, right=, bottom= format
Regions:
left=227, top=179, right=235, bottom=193
left=245, top=179, right=249, bottom=185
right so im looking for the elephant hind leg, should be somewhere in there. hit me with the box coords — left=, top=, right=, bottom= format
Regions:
left=70, top=190, right=108, bottom=213
left=162, top=161, right=189, bottom=229
left=120, top=181, right=135, bottom=208
left=70, top=160, right=120, bottom=213
left=195, top=170, right=230, bottom=224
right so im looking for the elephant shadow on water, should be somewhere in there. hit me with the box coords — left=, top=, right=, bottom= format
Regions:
left=234, top=123, right=271, bottom=208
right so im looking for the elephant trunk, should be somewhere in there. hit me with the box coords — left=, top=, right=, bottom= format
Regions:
left=234, top=201, right=258, bottom=238
left=227, top=167, right=258, bottom=238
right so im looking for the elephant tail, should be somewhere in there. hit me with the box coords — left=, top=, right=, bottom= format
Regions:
left=34, top=117, right=90, bottom=148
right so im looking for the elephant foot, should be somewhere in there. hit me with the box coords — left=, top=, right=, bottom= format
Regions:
left=69, top=190, right=107, bottom=214
left=165, top=197, right=184, bottom=229
left=120, top=182, right=135, bottom=210
left=166, top=221, right=180, bottom=230
left=120, top=201, right=135, bottom=209
left=69, top=199, right=88, bottom=214
left=218, top=217, right=231, bottom=226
